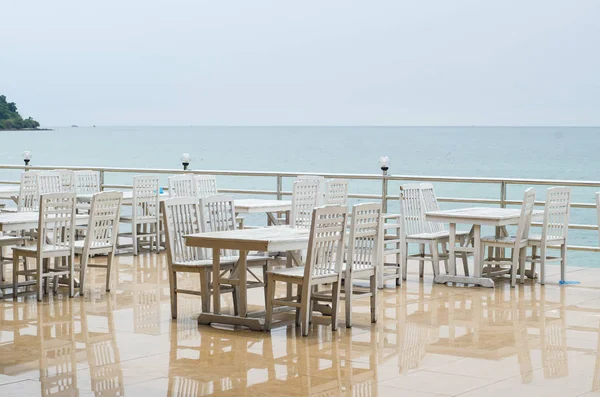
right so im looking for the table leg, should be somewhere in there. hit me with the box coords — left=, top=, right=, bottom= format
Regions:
left=434, top=223, right=494, bottom=288
left=473, top=225, right=482, bottom=278
left=238, top=250, right=248, bottom=318
left=212, top=248, right=221, bottom=315
left=448, top=223, right=457, bottom=276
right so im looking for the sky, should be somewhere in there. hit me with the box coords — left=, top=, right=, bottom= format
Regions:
left=1, top=0, right=599, bottom=127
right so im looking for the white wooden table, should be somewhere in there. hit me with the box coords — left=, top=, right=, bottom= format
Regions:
left=0, top=186, right=19, bottom=201
left=77, top=191, right=169, bottom=205
left=185, top=226, right=310, bottom=331
left=233, top=199, right=291, bottom=225
left=425, top=207, right=542, bottom=288
left=0, top=212, right=88, bottom=232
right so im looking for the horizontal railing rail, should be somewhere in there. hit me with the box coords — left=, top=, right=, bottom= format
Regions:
left=1, top=163, right=599, bottom=253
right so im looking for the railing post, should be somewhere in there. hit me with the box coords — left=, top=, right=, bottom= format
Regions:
left=276, top=174, right=282, bottom=200
left=500, top=181, right=506, bottom=208
left=99, top=170, right=105, bottom=191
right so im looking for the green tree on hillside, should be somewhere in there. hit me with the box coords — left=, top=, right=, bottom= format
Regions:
left=0, top=95, right=40, bottom=130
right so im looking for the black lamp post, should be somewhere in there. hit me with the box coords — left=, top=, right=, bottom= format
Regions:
left=22, top=150, right=32, bottom=167
left=180, top=153, right=191, bottom=171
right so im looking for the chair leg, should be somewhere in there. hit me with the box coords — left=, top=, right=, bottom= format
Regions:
left=80, top=254, right=89, bottom=296
left=169, top=270, right=178, bottom=319
left=560, top=243, right=567, bottom=282
left=264, top=275, right=275, bottom=331
left=510, top=247, right=519, bottom=288
left=132, top=224, right=138, bottom=256
left=402, top=242, right=408, bottom=281
left=300, top=282, right=311, bottom=336
left=519, top=247, right=527, bottom=284
left=430, top=242, right=439, bottom=277
left=442, top=242, right=449, bottom=274
left=12, top=254, right=19, bottom=300
left=37, top=258, right=43, bottom=302
left=530, top=245, right=537, bottom=281
left=418, top=244, right=425, bottom=277
left=331, top=280, right=341, bottom=332
left=540, top=245, right=547, bottom=285
left=155, top=221, right=161, bottom=252
left=345, top=274, right=352, bottom=328
left=68, top=254, right=75, bottom=298
left=295, top=285, right=302, bottom=327
left=395, top=242, right=402, bottom=286
left=370, top=274, right=377, bottom=323
left=106, top=251, right=114, bottom=292
left=44, top=259, right=51, bottom=295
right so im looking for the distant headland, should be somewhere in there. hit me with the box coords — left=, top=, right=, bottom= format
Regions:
left=0, top=95, right=47, bottom=130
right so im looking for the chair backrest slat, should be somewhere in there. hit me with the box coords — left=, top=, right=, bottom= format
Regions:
left=73, top=171, right=101, bottom=195
left=515, top=188, right=536, bottom=242
left=162, top=197, right=205, bottom=264
left=85, top=191, right=123, bottom=250
left=420, top=183, right=446, bottom=233
left=194, top=175, right=218, bottom=199
left=400, top=184, right=427, bottom=236
left=199, top=194, right=237, bottom=258
left=168, top=174, right=197, bottom=198
left=291, top=179, right=322, bottom=229
left=304, top=205, right=348, bottom=280
left=18, top=171, right=39, bottom=212
left=324, top=179, right=348, bottom=206
left=132, top=176, right=160, bottom=222
left=199, top=194, right=236, bottom=233
left=347, top=203, right=382, bottom=272
left=542, top=187, right=571, bottom=240
left=37, top=193, right=76, bottom=253
left=37, top=171, right=63, bottom=195
left=54, top=169, right=74, bottom=192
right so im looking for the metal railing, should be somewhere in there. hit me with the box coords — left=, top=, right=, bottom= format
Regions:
left=1, top=163, right=599, bottom=252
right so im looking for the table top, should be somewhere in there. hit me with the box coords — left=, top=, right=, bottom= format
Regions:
left=425, top=207, right=543, bottom=226
left=0, top=212, right=88, bottom=231
left=185, top=226, right=310, bottom=252
left=233, top=199, right=291, bottom=214
left=0, top=186, right=19, bottom=200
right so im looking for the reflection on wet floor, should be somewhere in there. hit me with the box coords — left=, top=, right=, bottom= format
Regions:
left=2, top=252, right=600, bottom=396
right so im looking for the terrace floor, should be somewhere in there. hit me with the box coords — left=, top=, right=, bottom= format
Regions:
left=1, top=252, right=600, bottom=397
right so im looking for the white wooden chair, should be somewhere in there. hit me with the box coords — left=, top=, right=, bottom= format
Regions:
left=527, top=187, right=571, bottom=284
left=37, top=171, right=63, bottom=195
left=162, top=197, right=239, bottom=318
left=75, top=191, right=123, bottom=295
left=18, top=172, right=40, bottom=212
left=1, top=172, right=37, bottom=280
left=265, top=205, right=348, bottom=336
left=324, top=179, right=348, bottom=206
left=120, top=176, right=161, bottom=255
left=294, top=203, right=382, bottom=328
left=73, top=170, right=101, bottom=215
left=168, top=174, right=197, bottom=198
left=55, top=169, right=74, bottom=192
left=194, top=175, right=218, bottom=198
left=420, top=183, right=470, bottom=276
left=398, top=184, right=464, bottom=279
left=480, top=188, right=536, bottom=287
left=290, top=179, right=322, bottom=229
left=73, top=170, right=101, bottom=195
left=12, top=193, right=77, bottom=301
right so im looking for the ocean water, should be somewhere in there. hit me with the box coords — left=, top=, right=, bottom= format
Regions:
left=1, top=126, right=599, bottom=267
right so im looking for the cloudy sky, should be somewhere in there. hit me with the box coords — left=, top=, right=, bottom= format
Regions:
left=2, top=0, right=599, bottom=126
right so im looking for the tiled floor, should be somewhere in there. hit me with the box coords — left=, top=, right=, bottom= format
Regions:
left=1, top=252, right=600, bottom=396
